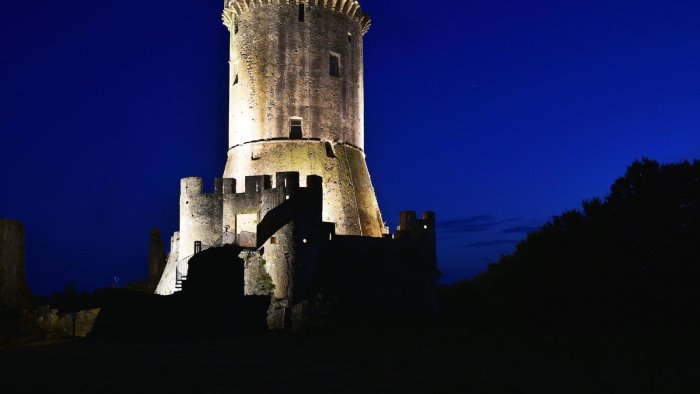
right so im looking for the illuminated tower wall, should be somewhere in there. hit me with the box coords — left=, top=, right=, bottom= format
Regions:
left=221, top=0, right=385, bottom=237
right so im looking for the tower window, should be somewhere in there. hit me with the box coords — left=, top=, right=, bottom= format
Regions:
left=234, top=20, right=239, bottom=34
left=329, top=53, right=340, bottom=77
left=290, top=118, right=303, bottom=139
left=298, top=4, right=305, bottom=22
left=233, top=74, right=239, bottom=85
left=348, top=33, right=353, bottom=43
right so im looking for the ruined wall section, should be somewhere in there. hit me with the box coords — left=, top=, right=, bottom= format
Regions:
left=0, top=218, right=29, bottom=309
left=179, top=178, right=224, bottom=270
left=155, top=232, right=180, bottom=295
left=225, top=1, right=367, bottom=148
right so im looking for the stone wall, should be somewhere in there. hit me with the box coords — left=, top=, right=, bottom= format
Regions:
left=155, top=232, right=180, bottom=295
left=224, top=140, right=385, bottom=236
left=242, top=251, right=275, bottom=296
left=179, top=178, right=224, bottom=269
left=21, top=307, right=101, bottom=339
left=0, top=218, right=29, bottom=310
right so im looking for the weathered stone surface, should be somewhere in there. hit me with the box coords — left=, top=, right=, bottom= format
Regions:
left=242, top=251, right=275, bottom=296
left=20, top=307, right=101, bottom=339
left=155, top=232, right=180, bottom=295
left=225, top=1, right=368, bottom=150
left=179, top=178, right=224, bottom=266
left=0, top=218, right=30, bottom=310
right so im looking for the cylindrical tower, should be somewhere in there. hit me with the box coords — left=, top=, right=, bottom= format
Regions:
left=222, top=0, right=385, bottom=237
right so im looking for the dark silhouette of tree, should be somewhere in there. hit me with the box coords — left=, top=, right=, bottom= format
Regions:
left=445, top=159, right=700, bottom=331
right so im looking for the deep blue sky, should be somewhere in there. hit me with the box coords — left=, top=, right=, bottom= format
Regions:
left=2, top=0, right=699, bottom=295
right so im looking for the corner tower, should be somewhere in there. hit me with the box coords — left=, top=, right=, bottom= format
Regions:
left=222, top=0, right=385, bottom=237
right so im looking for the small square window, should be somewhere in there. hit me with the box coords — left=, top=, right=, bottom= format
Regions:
left=329, top=53, right=340, bottom=77
left=290, top=118, right=302, bottom=139
left=271, top=237, right=278, bottom=244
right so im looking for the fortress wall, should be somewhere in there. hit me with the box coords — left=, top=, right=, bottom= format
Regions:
left=261, top=216, right=326, bottom=330
left=179, top=178, right=224, bottom=270
left=0, top=218, right=29, bottom=309
left=223, top=175, right=270, bottom=236
left=227, top=1, right=365, bottom=149
left=155, top=232, right=180, bottom=295
left=224, top=140, right=384, bottom=236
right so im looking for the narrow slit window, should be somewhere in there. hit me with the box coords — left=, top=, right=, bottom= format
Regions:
left=234, top=20, right=239, bottom=34
left=348, top=33, right=353, bottom=43
left=298, top=4, right=305, bottom=22
left=290, top=118, right=303, bottom=139
left=233, top=73, right=239, bottom=85
left=329, top=53, right=340, bottom=77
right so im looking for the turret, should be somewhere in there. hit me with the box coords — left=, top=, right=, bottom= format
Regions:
left=179, top=178, right=224, bottom=263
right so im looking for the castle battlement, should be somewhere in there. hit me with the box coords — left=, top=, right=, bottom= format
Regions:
left=223, top=0, right=371, bottom=34
left=181, top=172, right=321, bottom=198
left=180, top=177, right=227, bottom=196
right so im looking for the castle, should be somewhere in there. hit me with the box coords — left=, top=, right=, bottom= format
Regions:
left=155, top=0, right=437, bottom=330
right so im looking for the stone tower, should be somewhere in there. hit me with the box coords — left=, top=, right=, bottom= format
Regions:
left=221, top=0, right=385, bottom=237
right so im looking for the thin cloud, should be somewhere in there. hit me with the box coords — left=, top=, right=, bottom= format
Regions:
left=437, top=215, right=522, bottom=233
left=499, top=226, right=539, bottom=234
left=462, top=239, right=519, bottom=248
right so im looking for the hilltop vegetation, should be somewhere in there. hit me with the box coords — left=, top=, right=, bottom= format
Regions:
left=444, top=158, right=700, bottom=331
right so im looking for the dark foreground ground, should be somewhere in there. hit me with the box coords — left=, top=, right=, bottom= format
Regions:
left=1, top=327, right=698, bottom=394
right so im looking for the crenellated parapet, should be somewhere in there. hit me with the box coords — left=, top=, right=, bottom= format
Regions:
left=223, top=0, right=371, bottom=34
left=180, top=173, right=324, bottom=248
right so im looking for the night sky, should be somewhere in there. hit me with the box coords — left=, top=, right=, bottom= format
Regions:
left=2, top=0, right=700, bottom=295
